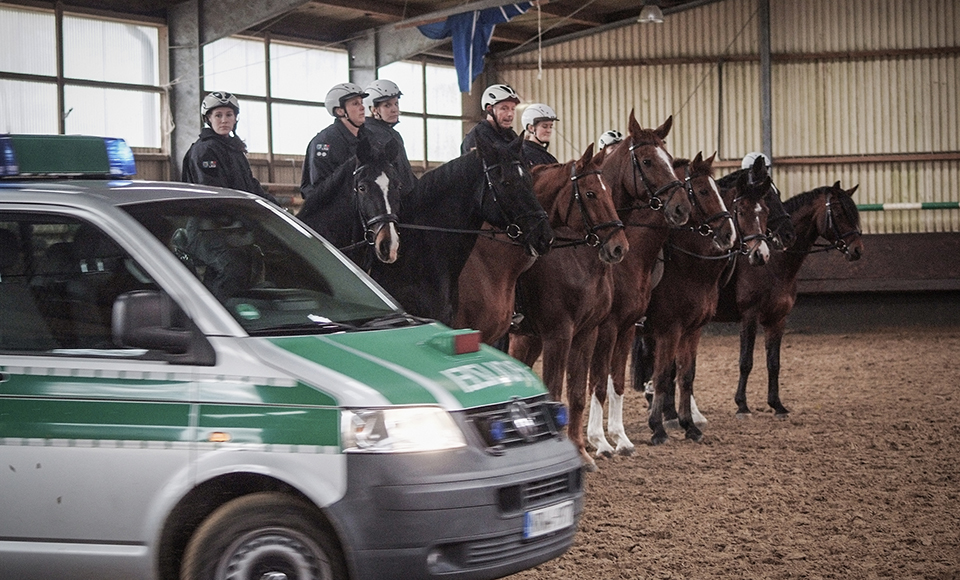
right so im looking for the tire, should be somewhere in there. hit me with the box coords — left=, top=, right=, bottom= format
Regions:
left=180, top=492, right=347, bottom=580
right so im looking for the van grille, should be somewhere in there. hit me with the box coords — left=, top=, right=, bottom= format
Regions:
left=465, top=396, right=562, bottom=449
left=462, top=526, right=576, bottom=568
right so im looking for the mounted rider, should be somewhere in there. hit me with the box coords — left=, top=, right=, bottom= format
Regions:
left=520, top=103, right=559, bottom=167
left=300, top=82, right=368, bottom=199
left=461, top=84, right=521, bottom=154
left=361, top=79, right=418, bottom=196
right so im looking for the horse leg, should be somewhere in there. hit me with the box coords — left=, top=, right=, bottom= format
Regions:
left=567, top=328, right=599, bottom=471
left=675, top=330, right=704, bottom=442
left=662, top=361, right=680, bottom=430
left=735, top=318, right=758, bottom=417
left=509, top=334, right=542, bottom=370
left=606, top=325, right=636, bottom=455
left=648, top=331, right=679, bottom=445
left=586, top=320, right=617, bottom=458
left=764, top=319, right=790, bottom=416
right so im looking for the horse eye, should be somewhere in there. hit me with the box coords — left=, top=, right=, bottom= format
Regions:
left=642, top=159, right=652, bottom=167
left=585, top=191, right=597, bottom=199
left=357, top=184, right=367, bottom=193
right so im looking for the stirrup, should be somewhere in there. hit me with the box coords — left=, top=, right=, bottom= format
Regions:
left=509, top=312, right=524, bottom=332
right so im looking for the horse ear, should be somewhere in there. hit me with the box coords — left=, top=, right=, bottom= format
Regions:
left=845, top=184, right=859, bottom=197
left=509, top=132, right=524, bottom=157
left=833, top=180, right=842, bottom=190
left=693, top=151, right=704, bottom=165
left=383, top=137, right=400, bottom=163
left=628, top=109, right=640, bottom=136
left=474, top=132, right=493, bottom=161
left=705, top=151, right=717, bottom=165
left=578, top=143, right=594, bottom=168
left=593, top=144, right=607, bottom=166
left=356, top=128, right=373, bottom=163
left=654, top=115, right=673, bottom=141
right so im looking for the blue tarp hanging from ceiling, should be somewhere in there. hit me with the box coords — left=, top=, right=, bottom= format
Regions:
left=418, top=2, right=533, bottom=93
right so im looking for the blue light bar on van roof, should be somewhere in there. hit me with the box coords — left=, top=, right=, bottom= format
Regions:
left=0, top=135, right=137, bottom=178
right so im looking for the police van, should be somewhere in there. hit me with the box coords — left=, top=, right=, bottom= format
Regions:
left=0, top=135, right=583, bottom=580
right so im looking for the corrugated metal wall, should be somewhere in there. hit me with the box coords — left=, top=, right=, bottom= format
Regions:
left=496, top=0, right=959, bottom=234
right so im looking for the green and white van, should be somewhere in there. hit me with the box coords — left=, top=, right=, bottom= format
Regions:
left=0, top=136, right=583, bottom=580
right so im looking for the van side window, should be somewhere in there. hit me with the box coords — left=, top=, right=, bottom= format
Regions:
left=0, top=215, right=159, bottom=354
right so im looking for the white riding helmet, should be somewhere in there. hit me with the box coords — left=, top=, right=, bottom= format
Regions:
left=742, top=151, right=772, bottom=169
left=481, top=84, right=520, bottom=112
left=325, top=82, right=368, bottom=117
left=363, top=79, right=402, bottom=110
left=201, top=91, right=239, bottom=124
left=598, top=129, right=623, bottom=149
left=521, top=104, right=558, bottom=133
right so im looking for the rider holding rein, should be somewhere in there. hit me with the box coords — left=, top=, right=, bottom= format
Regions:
left=520, top=103, right=559, bottom=167
left=182, top=91, right=277, bottom=204
left=300, top=82, right=368, bottom=199
left=362, top=79, right=418, bottom=196
left=461, top=84, right=521, bottom=154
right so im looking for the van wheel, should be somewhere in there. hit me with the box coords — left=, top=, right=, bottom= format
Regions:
left=180, top=492, right=346, bottom=580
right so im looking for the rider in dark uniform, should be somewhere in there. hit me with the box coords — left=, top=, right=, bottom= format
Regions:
left=181, top=91, right=277, bottom=204
left=361, top=79, right=417, bottom=196
left=300, top=82, right=368, bottom=199
left=520, top=103, right=559, bottom=167
left=461, top=84, right=522, bottom=154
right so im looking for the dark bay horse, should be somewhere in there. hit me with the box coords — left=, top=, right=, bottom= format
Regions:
left=368, top=132, right=554, bottom=325
left=713, top=181, right=863, bottom=417
left=587, top=152, right=736, bottom=457
left=640, top=156, right=772, bottom=445
left=454, top=143, right=628, bottom=345
left=297, top=128, right=402, bottom=267
left=508, top=113, right=688, bottom=470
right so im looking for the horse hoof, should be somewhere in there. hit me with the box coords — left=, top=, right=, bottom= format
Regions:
left=582, top=459, right=599, bottom=472
left=774, top=411, right=790, bottom=420
left=596, top=448, right=614, bottom=459
left=650, top=434, right=669, bottom=446
left=685, top=429, right=704, bottom=443
left=735, top=411, right=752, bottom=420
left=663, top=418, right=681, bottom=431
left=616, top=445, right=635, bottom=457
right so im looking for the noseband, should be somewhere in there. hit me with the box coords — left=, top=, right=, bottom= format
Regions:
left=730, top=193, right=769, bottom=256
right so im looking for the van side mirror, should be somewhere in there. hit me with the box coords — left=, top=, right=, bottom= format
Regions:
left=112, top=290, right=215, bottom=365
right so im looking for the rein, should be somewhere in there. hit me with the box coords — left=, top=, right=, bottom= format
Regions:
left=552, top=163, right=624, bottom=249
left=665, top=189, right=768, bottom=261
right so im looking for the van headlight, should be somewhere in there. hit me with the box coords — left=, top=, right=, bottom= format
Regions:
left=341, top=407, right=467, bottom=453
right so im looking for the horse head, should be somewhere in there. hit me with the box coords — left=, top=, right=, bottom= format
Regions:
left=677, top=152, right=736, bottom=252
left=543, top=143, right=628, bottom=264
left=818, top=181, right=863, bottom=261
left=354, top=130, right=402, bottom=263
left=731, top=162, right=772, bottom=266
left=474, top=133, right=554, bottom=257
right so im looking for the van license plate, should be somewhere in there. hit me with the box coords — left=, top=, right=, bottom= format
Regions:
left=523, top=500, right=574, bottom=539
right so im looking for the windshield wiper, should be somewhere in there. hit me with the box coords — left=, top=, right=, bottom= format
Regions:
left=246, top=320, right=357, bottom=336
left=357, top=312, right=430, bottom=329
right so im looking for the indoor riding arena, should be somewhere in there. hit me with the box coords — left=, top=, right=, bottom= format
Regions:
left=4, top=0, right=957, bottom=578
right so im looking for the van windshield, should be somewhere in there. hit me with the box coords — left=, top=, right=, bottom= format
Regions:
left=123, top=197, right=411, bottom=335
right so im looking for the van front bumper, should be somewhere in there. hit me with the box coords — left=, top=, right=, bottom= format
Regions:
left=325, top=436, right=584, bottom=580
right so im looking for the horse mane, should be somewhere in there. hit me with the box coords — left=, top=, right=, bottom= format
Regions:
left=716, top=168, right=746, bottom=189
left=783, top=186, right=830, bottom=214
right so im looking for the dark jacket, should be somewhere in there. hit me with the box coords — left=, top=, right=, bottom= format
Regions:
left=522, top=139, right=559, bottom=167
left=461, top=120, right=519, bottom=155
left=300, top=120, right=359, bottom=198
left=363, top=117, right=418, bottom=195
left=181, top=128, right=276, bottom=203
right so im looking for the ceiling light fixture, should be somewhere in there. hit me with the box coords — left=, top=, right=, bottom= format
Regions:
left=638, top=2, right=664, bottom=24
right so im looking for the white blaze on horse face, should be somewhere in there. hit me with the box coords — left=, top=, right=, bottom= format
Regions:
left=375, top=171, right=399, bottom=261
left=653, top=147, right=673, bottom=173
left=376, top=172, right=393, bottom=214
left=597, top=174, right=607, bottom=194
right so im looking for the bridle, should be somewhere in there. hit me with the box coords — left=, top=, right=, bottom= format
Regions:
left=679, top=164, right=732, bottom=240
left=666, top=183, right=769, bottom=261
left=338, top=162, right=399, bottom=253
left=553, top=163, right=624, bottom=248
left=623, top=138, right=684, bottom=214
left=801, top=189, right=862, bottom=256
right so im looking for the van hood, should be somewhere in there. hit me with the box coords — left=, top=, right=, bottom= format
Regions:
left=262, top=323, right=547, bottom=410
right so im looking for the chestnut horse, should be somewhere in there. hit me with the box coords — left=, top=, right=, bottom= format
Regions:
left=587, top=152, right=736, bottom=457
left=713, top=181, right=863, bottom=417
left=641, top=155, right=772, bottom=445
left=508, top=113, right=690, bottom=470
left=455, top=143, right=627, bottom=344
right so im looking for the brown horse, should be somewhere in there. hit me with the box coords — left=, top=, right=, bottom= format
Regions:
left=713, top=181, right=863, bottom=417
left=508, top=113, right=690, bottom=470
left=455, top=143, right=626, bottom=344
left=642, top=155, right=772, bottom=445
left=586, top=152, right=736, bottom=457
